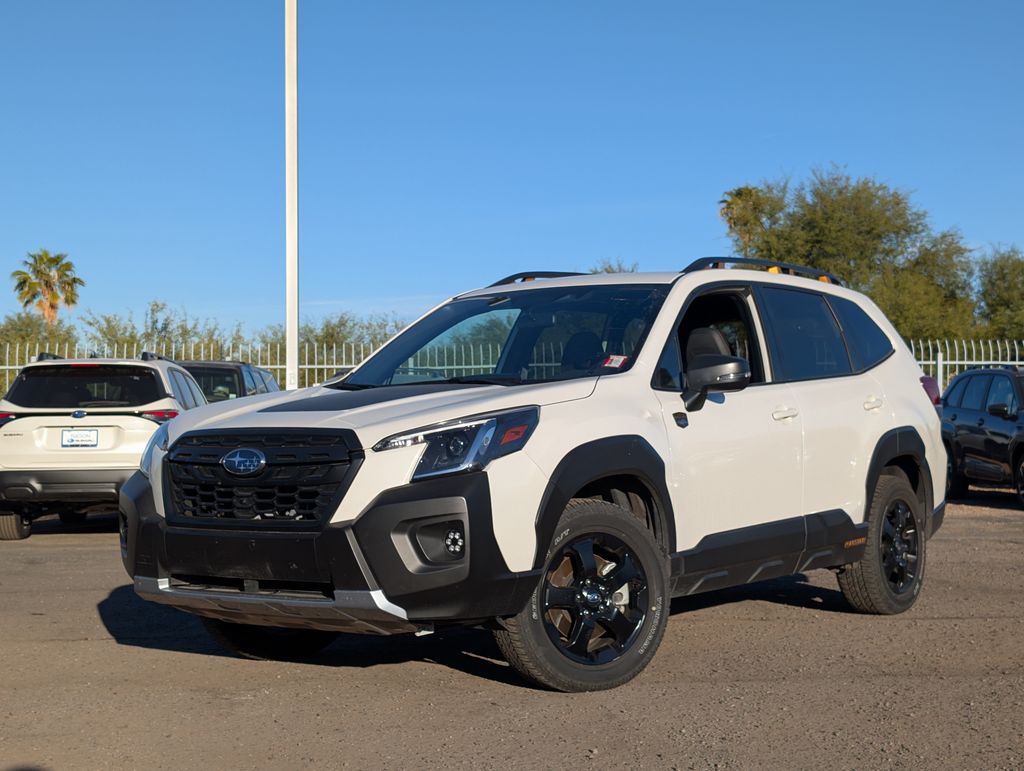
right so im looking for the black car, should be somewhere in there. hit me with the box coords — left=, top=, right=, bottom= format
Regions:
left=941, top=366, right=1024, bottom=504
left=181, top=361, right=281, bottom=402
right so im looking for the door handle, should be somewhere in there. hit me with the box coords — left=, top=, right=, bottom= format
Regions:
left=772, top=407, right=799, bottom=421
left=863, top=396, right=884, bottom=411
left=976, top=418, right=985, bottom=427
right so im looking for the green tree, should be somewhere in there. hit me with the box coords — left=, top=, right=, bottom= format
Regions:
left=977, top=246, right=1024, bottom=339
left=10, top=249, right=86, bottom=326
left=0, top=311, right=78, bottom=354
left=81, top=301, right=246, bottom=357
left=719, top=167, right=977, bottom=338
left=589, top=258, right=638, bottom=273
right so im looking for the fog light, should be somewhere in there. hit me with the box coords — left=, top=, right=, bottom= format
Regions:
left=444, top=526, right=465, bottom=556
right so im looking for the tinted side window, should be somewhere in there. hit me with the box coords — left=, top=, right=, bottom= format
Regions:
left=185, top=376, right=207, bottom=407
left=258, top=369, right=280, bottom=392
left=249, top=366, right=269, bottom=394
left=960, top=375, right=991, bottom=411
left=827, top=296, right=894, bottom=371
left=757, top=286, right=852, bottom=381
left=242, top=368, right=258, bottom=396
left=170, top=371, right=197, bottom=409
left=943, top=377, right=967, bottom=408
left=986, top=376, right=1017, bottom=413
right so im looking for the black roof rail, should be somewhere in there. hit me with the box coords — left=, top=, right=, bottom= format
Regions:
left=140, top=351, right=176, bottom=363
left=35, top=351, right=64, bottom=361
left=489, top=271, right=586, bottom=287
left=682, top=256, right=843, bottom=287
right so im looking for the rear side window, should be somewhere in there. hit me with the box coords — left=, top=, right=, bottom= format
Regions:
left=960, top=375, right=991, bottom=411
left=249, top=366, right=269, bottom=394
left=5, top=365, right=163, bottom=408
left=827, top=296, right=894, bottom=371
left=258, top=369, right=280, bottom=392
left=986, top=376, right=1018, bottom=414
left=242, top=368, right=258, bottom=395
left=185, top=376, right=207, bottom=408
left=943, top=377, right=968, bottom=408
left=756, top=286, right=852, bottom=381
left=170, top=371, right=198, bottom=409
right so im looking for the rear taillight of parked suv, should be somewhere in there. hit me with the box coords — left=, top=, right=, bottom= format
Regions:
left=142, top=410, right=179, bottom=423
left=0, top=412, right=17, bottom=428
left=920, top=376, right=941, bottom=406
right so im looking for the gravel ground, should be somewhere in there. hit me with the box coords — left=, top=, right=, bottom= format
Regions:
left=1, top=490, right=1022, bottom=770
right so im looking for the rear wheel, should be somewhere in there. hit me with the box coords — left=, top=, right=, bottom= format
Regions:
left=0, top=511, right=31, bottom=541
left=493, top=499, right=669, bottom=692
left=837, top=470, right=926, bottom=614
left=59, top=511, right=88, bottom=525
left=201, top=618, right=338, bottom=661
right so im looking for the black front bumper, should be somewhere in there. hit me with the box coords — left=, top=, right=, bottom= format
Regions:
left=120, top=470, right=540, bottom=633
left=0, top=468, right=134, bottom=506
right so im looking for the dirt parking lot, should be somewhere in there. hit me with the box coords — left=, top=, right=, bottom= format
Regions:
left=1, top=491, right=1022, bottom=771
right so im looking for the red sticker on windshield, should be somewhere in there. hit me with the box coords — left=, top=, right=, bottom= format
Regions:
left=602, top=355, right=629, bottom=368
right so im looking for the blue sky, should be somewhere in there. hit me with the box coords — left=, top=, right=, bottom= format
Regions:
left=1, top=1, right=1021, bottom=333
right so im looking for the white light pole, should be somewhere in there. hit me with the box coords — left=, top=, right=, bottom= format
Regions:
left=284, top=0, right=299, bottom=389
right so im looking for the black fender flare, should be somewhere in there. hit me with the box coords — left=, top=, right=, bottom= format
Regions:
left=866, top=426, right=934, bottom=522
left=532, top=435, right=676, bottom=568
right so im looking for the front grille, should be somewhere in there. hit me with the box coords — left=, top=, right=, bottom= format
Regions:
left=165, top=429, right=361, bottom=529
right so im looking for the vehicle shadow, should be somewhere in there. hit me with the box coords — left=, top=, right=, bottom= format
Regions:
left=99, top=571, right=852, bottom=687
left=670, top=572, right=851, bottom=615
left=28, top=511, right=119, bottom=536
left=951, top=486, right=1021, bottom=511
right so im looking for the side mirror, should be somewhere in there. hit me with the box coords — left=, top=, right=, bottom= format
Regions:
left=987, top=402, right=1011, bottom=419
left=682, top=354, right=751, bottom=411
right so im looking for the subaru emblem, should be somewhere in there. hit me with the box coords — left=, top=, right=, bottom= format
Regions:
left=71, top=410, right=87, bottom=419
left=221, top=448, right=267, bottom=476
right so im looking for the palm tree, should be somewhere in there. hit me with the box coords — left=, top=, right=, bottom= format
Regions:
left=10, top=249, right=86, bottom=326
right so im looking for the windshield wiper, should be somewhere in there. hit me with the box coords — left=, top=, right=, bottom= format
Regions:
left=433, top=375, right=522, bottom=386
left=323, top=381, right=378, bottom=390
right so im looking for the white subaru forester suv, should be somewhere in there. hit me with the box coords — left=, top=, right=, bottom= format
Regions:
left=120, top=260, right=945, bottom=691
left=0, top=354, right=207, bottom=540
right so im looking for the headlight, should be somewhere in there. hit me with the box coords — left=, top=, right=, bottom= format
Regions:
left=139, top=422, right=171, bottom=478
left=373, top=407, right=539, bottom=481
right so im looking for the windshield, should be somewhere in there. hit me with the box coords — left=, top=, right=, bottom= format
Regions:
left=5, top=364, right=164, bottom=408
left=184, top=366, right=243, bottom=402
left=343, top=284, right=669, bottom=387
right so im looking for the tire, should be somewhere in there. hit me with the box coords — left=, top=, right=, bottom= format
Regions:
left=201, top=618, right=338, bottom=661
left=945, top=444, right=967, bottom=500
left=837, top=470, right=926, bottom=614
left=59, top=511, right=88, bottom=525
left=1015, top=454, right=1024, bottom=510
left=0, top=511, right=31, bottom=541
left=493, top=499, right=669, bottom=692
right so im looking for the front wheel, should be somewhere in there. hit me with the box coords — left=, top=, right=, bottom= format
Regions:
left=837, top=470, right=926, bottom=614
left=0, top=511, right=31, bottom=541
left=493, top=499, right=669, bottom=692
left=201, top=618, right=338, bottom=661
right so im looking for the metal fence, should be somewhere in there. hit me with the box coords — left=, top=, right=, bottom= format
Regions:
left=0, top=340, right=564, bottom=391
left=2, top=338, right=1022, bottom=393
left=909, top=340, right=1024, bottom=391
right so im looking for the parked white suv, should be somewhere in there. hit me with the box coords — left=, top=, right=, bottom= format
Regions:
left=0, top=354, right=207, bottom=540
left=120, top=260, right=945, bottom=691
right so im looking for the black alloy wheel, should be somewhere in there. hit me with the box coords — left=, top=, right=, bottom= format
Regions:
left=880, top=499, right=920, bottom=595
left=492, top=499, right=669, bottom=691
left=541, top=533, right=649, bottom=665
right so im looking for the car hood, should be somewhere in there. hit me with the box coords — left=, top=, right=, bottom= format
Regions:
left=165, top=378, right=598, bottom=449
